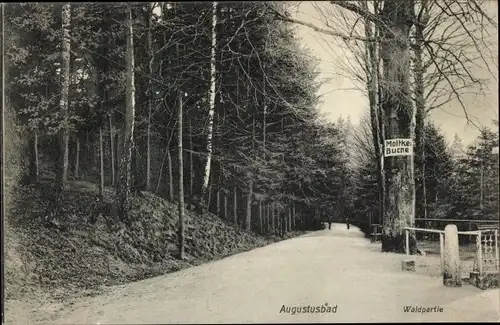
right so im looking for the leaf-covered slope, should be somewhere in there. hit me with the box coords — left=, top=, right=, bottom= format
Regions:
left=5, top=180, right=292, bottom=302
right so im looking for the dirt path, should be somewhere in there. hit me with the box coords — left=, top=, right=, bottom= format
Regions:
left=6, top=223, right=499, bottom=324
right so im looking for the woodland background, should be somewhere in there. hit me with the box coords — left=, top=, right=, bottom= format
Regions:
left=3, top=1, right=499, bottom=301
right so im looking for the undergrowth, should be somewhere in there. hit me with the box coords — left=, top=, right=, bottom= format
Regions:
left=4, top=180, right=304, bottom=303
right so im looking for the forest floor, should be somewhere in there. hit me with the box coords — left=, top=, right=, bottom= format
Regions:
left=5, top=223, right=499, bottom=324
left=4, top=180, right=305, bottom=324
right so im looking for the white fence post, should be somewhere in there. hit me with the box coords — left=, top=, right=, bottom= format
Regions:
left=405, top=228, right=409, bottom=255
left=477, top=231, right=483, bottom=276
left=439, top=232, right=444, bottom=274
left=495, top=229, right=499, bottom=272
left=443, top=224, right=461, bottom=287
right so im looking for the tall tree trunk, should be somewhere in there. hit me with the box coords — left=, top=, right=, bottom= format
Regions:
left=216, top=169, right=222, bottom=216
left=480, top=152, right=484, bottom=218
left=271, top=204, right=275, bottom=235
left=278, top=205, right=282, bottom=236
left=177, top=90, right=185, bottom=259
left=278, top=202, right=286, bottom=236
left=380, top=1, right=417, bottom=254
left=145, top=2, right=154, bottom=191
left=283, top=204, right=287, bottom=234
left=262, top=56, right=268, bottom=235
left=265, top=203, right=270, bottom=234
left=74, top=133, right=80, bottom=180
left=189, top=119, right=194, bottom=210
left=245, top=118, right=255, bottom=231
left=200, top=1, right=218, bottom=208
left=34, top=132, right=39, bottom=182
left=25, top=132, right=38, bottom=183
left=207, top=177, right=213, bottom=212
left=245, top=180, right=253, bottom=231
left=109, top=113, right=115, bottom=186
left=414, top=10, right=428, bottom=219
left=378, top=89, right=386, bottom=226
left=259, top=199, right=263, bottom=234
left=262, top=202, right=266, bottom=234
left=284, top=206, right=287, bottom=234
left=59, top=2, right=71, bottom=189
left=216, top=189, right=220, bottom=217
left=276, top=205, right=279, bottom=235
left=301, top=206, right=305, bottom=230
left=117, top=5, right=136, bottom=224
left=288, top=202, right=292, bottom=232
left=214, top=2, right=224, bottom=216
left=267, top=203, right=271, bottom=234
left=114, top=130, right=120, bottom=186
left=269, top=204, right=273, bottom=234
left=292, top=202, right=295, bottom=230
left=155, top=145, right=168, bottom=194
left=224, top=192, right=228, bottom=221
left=99, top=126, right=104, bottom=200
left=262, top=68, right=267, bottom=152
left=1, top=2, right=3, bottom=200
left=131, top=139, right=140, bottom=191
left=89, top=53, right=102, bottom=193
left=362, top=1, right=385, bottom=225
left=155, top=127, right=175, bottom=195
left=84, top=130, right=90, bottom=180
left=167, top=149, right=173, bottom=201
left=233, top=185, right=237, bottom=225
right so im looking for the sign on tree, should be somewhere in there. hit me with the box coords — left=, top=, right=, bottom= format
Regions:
left=384, top=139, right=413, bottom=157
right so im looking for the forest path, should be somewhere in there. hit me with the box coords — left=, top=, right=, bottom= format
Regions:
left=11, top=224, right=499, bottom=324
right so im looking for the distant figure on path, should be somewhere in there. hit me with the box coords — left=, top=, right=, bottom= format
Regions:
left=346, top=216, right=350, bottom=230
left=328, top=216, right=332, bottom=230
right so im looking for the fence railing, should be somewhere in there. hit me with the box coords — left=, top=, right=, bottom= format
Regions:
left=413, top=219, right=498, bottom=244
left=404, top=226, right=499, bottom=277
left=415, top=218, right=498, bottom=224
left=475, top=229, right=499, bottom=275
left=404, top=227, right=446, bottom=271
left=370, top=224, right=382, bottom=242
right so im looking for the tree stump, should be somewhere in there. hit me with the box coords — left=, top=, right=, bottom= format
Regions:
left=401, top=260, right=415, bottom=271
left=443, top=224, right=461, bottom=287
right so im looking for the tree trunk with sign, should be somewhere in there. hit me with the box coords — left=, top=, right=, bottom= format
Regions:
left=380, top=1, right=417, bottom=254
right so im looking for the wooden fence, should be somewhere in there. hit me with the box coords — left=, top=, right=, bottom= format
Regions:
left=404, top=226, right=499, bottom=277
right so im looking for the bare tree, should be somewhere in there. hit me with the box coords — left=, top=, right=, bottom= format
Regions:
left=413, top=2, right=428, bottom=219
left=351, top=112, right=377, bottom=164
left=376, top=1, right=416, bottom=253
left=275, top=1, right=418, bottom=252
left=418, top=0, right=497, bottom=116
left=411, top=0, right=497, bottom=218
left=276, top=0, right=496, bottom=252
